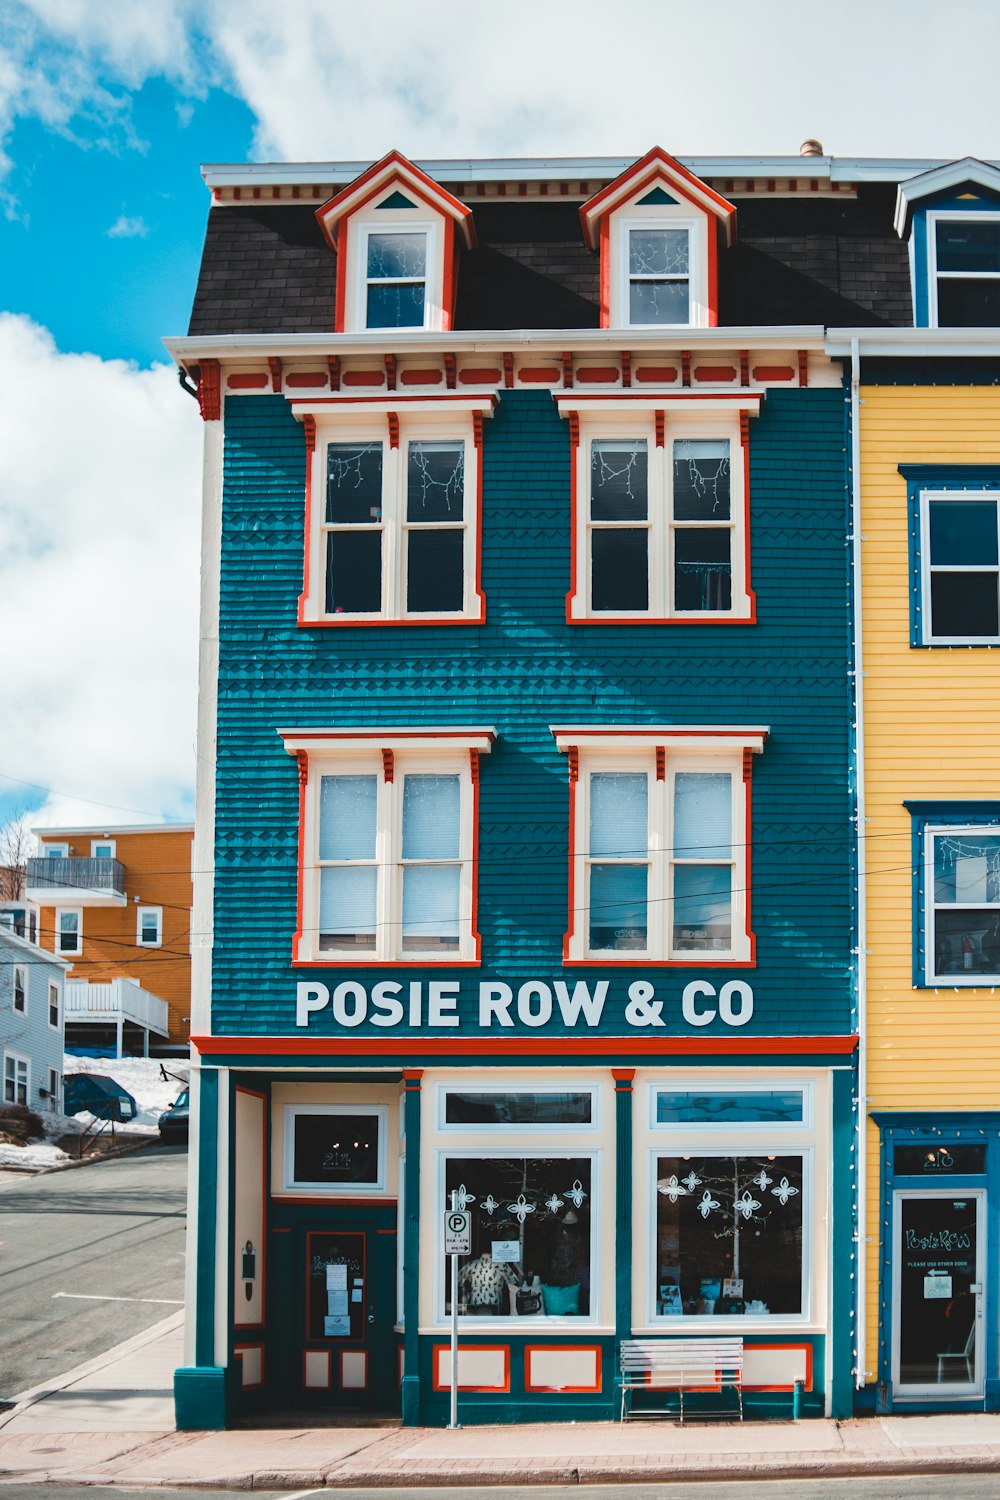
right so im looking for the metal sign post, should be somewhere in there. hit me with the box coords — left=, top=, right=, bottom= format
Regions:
left=443, top=1193, right=471, bottom=1429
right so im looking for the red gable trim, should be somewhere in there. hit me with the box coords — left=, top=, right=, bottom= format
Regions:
left=316, top=148, right=476, bottom=251
left=580, top=145, right=737, bottom=250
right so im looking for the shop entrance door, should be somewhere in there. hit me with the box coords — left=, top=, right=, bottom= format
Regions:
left=891, top=1190, right=985, bottom=1399
left=271, top=1213, right=397, bottom=1412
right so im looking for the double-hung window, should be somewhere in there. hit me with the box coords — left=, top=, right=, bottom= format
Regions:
left=569, top=413, right=751, bottom=621
left=929, top=213, right=1000, bottom=327
left=554, top=727, right=764, bottom=963
left=3, top=1052, right=28, bottom=1106
left=903, top=469, right=1000, bottom=644
left=626, top=224, right=691, bottom=325
left=363, top=227, right=429, bottom=329
left=301, top=408, right=488, bottom=625
left=12, top=965, right=25, bottom=1015
left=56, top=908, right=81, bottom=956
left=137, top=907, right=163, bottom=947
left=282, top=728, right=494, bottom=964
left=48, top=981, right=60, bottom=1030
left=923, top=821, right=1000, bottom=983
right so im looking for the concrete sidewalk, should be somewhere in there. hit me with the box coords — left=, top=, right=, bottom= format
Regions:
left=5, top=1318, right=1000, bottom=1489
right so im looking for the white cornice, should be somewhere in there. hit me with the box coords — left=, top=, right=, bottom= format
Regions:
left=893, top=156, right=1000, bottom=237
left=164, top=327, right=827, bottom=366
left=826, top=328, right=1000, bottom=357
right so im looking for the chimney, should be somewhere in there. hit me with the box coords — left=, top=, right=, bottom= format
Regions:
left=799, top=139, right=824, bottom=157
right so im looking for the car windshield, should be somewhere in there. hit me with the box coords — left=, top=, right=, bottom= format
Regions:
left=172, top=1090, right=189, bottom=1109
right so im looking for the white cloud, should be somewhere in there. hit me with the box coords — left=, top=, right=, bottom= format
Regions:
left=106, top=212, right=147, bottom=238
left=0, top=314, right=202, bottom=830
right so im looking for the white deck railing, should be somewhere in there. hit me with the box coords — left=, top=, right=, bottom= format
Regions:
left=65, top=979, right=170, bottom=1038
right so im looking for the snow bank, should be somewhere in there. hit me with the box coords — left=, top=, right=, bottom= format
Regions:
left=0, top=1053, right=190, bottom=1168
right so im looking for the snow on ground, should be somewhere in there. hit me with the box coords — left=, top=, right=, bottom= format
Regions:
left=0, top=1053, right=189, bottom=1168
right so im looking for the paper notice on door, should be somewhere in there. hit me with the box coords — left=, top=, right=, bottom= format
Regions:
left=924, top=1273, right=953, bottom=1299
left=327, top=1289, right=349, bottom=1316
left=351, top=1287, right=363, bottom=1303
left=353, top=1277, right=363, bottom=1288
left=326, top=1263, right=348, bottom=1290
left=324, top=1315, right=351, bottom=1337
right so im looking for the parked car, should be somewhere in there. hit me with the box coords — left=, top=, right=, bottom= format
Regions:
left=158, top=1088, right=189, bottom=1143
left=63, top=1074, right=138, bottom=1123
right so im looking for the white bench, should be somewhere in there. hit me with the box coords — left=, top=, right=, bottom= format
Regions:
left=619, top=1337, right=744, bottom=1422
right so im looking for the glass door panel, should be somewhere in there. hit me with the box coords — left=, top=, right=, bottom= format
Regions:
left=893, top=1191, right=984, bottom=1396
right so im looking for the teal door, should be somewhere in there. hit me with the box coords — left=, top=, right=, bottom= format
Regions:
left=270, top=1207, right=398, bottom=1411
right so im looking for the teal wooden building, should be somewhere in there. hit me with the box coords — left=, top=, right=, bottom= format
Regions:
left=168, top=147, right=863, bottom=1427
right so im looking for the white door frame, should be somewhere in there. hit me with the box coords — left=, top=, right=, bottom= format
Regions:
left=891, top=1187, right=985, bottom=1400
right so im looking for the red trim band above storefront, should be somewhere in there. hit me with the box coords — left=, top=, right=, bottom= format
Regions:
left=192, top=1033, right=859, bottom=1057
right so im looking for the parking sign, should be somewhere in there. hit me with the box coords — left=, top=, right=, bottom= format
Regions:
left=444, top=1209, right=471, bottom=1255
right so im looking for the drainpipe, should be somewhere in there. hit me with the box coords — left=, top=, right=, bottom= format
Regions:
left=850, top=336, right=868, bottom=1392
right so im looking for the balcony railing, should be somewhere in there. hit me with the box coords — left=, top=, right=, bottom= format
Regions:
left=65, top=979, right=170, bottom=1039
left=26, top=856, right=126, bottom=903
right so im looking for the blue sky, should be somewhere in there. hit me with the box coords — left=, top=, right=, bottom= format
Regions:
left=4, top=0, right=1000, bottom=836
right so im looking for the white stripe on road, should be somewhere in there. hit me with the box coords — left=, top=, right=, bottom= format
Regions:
left=279, top=1491, right=327, bottom=1500
left=52, top=1293, right=184, bottom=1304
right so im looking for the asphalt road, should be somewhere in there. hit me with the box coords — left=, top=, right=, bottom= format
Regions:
left=0, top=1142, right=187, bottom=1401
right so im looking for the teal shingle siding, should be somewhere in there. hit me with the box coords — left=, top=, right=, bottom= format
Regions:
left=213, top=389, right=853, bottom=1038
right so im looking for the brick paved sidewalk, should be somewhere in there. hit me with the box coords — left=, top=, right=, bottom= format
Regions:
left=4, top=1315, right=1000, bottom=1489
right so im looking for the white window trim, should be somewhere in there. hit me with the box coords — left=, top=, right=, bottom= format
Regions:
left=343, top=197, right=446, bottom=333
left=926, top=209, right=1000, bottom=329
left=3, top=1049, right=30, bottom=1106
left=649, top=1080, right=813, bottom=1132
left=12, top=964, right=26, bottom=1015
left=46, top=1067, right=61, bottom=1111
left=924, top=822, right=1000, bottom=984
left=358, top=218, right=433, bottom=331
left=646, top=1145, right=814, bottom=1329
left=90, top=839, right=116, bottom=858
left=44, top=843, right=68, bottom=858
left=436, top=1082, right=601, bottom=1134
left=611, top=206, right=709, bottom=329
left=300, top=405, right=489, bottom=625
left=570, top=411, right=751, bottom=622
left=919, top=487, right=1000, bottom=644
left=433, top=1148, right=602, bottom=1329
left=283, top=1102, right=389, bottom=1193
left=137, top=906, right=163, bottom=948
left=47, top=979, right=61, bottom=1031
left=56, top=907, right=82, bottom=956
left=281, top=727, right=495, bottom=966
left=553, top=727, right=765, bottom=965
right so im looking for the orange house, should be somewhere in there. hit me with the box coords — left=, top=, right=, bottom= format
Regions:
left=26, top=824, right=193, bottom=1054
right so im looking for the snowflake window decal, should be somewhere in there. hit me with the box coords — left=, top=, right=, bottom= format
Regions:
left=681, top=1171, right=702, bottom=1194
left=454, top=1184, right=476, bottom=1211
left=736, top=1191, right=762, bottom=1221
left=697, top=1189, right=721, bottom=1219
left=564, top=1179, right=588, bottom=1209
left=507, top=1193, right=535, bottom=1224
left=480, top=1194, right=499, bottom=1216
left=544, top=1194, right=564, bottom=1215
left=657, top=1175, right=689, bottom=1204
left=771, top=1177, right=799, bottom=1206
left=752, top=1169, right=773, bottom=1193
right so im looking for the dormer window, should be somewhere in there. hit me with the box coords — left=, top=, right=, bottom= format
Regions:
left=931, top=215, right=1000, bottom=327
left=895, top=158, right=1000, bottom=328
left=365, top=228, right=428, bottom=328
left=580, top=147, right=735, bottom=332
left=627, top=225, right=691, bottom=325
left=316, top=149, right=475, bottom=335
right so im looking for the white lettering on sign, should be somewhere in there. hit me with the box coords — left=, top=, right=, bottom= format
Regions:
left=296, top=977, right=755, bottom=1031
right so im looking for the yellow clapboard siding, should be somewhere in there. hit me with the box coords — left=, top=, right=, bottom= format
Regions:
left=857, top=384, right=1000, bottom=1383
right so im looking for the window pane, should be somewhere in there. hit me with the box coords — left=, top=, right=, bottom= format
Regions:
left=629, top=278, right=689, bottom=325
left=895, top=1142, right=986, bottom=1174
left=937, top=278, right=1000, bottom=327
left=590, top=772, right=647, bottom=857
left=937, top=220, right=1000, bottom=273
left=673, top=440, right=731, bottom=520
left=444, top=1157, right=592, bottom=1317
left=293, top=1112, right=381, bottom=1186
left=325, top=530, right=382, bottom=613
left=445, top=1092, right=593, bottom=1125
left=674, top=529, right=732, bottom=611
left=407, top=442, right=464, bottom=521
left=406, top=529, right=464, bottom=613
left=655, top=1155, right=803, bottom=1317
left=402, top=774, right=460, bottom=859
left=930, top=572, right=999, bottom=637
left=674, top=772, right=732, bottom=858
left=402, top=865, right=460, bottom=948
left=589, top=863, right=648, bottom=950
left=929, top=500, right=998, bottom=565
left=591, top=529, right=648, bottom=611
left=367, top=231, right=427, bottom=279
left=319, top=775, right=378, bottom=860
left=934, top=833, right=1000, bottom=904
left=326, top=442, right=383, bottom=524
left=673, top=864, right=732, bottom=950
left=318, top=866, right=377, bottom=949
left=367, top=281, right=425, bottom=328
left=656, top=1091, right=804, bottom=1124
left=591, top=441, right=647, bottom=520
left=629, top=228, right=689, bottom=277
left=933, top=908, right=1000, bottom=975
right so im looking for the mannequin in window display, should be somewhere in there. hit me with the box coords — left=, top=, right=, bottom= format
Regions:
left=458, top=1252, right=520, bottom=1314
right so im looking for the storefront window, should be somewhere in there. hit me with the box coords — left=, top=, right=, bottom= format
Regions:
left=443, top=1091, right=594, bottom=1126
left=654, top=1154, right=804, bottom=1318
left=444, top=1157, right=592, bottom=1318
left=655, top=1090, right=804, bottom=1125
left=285, top=1105, right=387, bottom=1191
